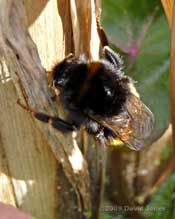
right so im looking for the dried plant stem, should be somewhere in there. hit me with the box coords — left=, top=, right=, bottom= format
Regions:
left=150, top=152, right=175, bottom=195
left=170, top=1, right=175, bottom=148
left=161, top=0, right=174, bottom=26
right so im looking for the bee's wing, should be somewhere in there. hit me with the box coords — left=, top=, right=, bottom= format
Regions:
left=92, top=94, right=154, bottom=150
left=124, top=94, right=154, bottom=138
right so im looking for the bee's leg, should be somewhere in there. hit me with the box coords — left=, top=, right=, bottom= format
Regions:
left=17, top=100, right=75, bottom=133
left=50, top=94, right=57, bottom=101
left=96, top=12, right=123, bottom=69
left=86, top=120, right=101, bottom=135
left=85, top=120, right=106, bottom=146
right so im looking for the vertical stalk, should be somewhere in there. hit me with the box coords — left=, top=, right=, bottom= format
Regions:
left=170, top=0, right=175, bottom=146
left=161, top=0, right=173, bottom=26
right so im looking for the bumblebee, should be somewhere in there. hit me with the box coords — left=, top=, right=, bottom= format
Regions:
left=18, top=14, right=154, bottom=151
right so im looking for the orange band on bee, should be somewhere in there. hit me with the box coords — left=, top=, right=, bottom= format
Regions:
left=79, top=62, right=101, bottom=98
left=88, top=62, right=101, bottom=77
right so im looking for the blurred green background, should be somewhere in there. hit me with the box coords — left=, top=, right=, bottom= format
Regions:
left=102, top=0, right=170, bottom=141
left=101, top=0, right=174, bottom=219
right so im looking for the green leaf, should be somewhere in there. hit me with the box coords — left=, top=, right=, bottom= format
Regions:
left=102, top=0, right=170, bottom=142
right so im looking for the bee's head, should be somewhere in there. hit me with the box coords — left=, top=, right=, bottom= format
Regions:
left=48, top=54, right=75, bottom=95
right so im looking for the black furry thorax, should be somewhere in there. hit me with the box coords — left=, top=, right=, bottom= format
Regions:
left=52, top=56, right=131, bottom=117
